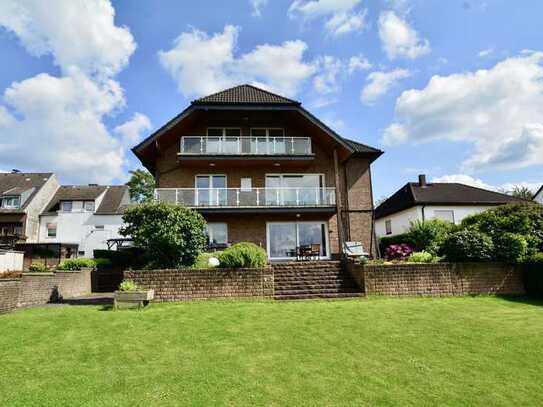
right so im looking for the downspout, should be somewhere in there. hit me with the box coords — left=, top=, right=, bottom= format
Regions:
left=368, top=166, right=377, bottom=259
left=421, top=205, right=426, bottom=222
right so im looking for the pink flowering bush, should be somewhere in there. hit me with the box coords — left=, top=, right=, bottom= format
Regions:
left=384, top=244, right=413, bottom=261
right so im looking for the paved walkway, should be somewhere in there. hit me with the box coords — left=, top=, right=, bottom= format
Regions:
left=61, top=292, right=114, bottom=306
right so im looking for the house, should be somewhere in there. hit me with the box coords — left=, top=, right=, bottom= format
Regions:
left=34, top=184, right=131, bottom=261
left=132, top=84, right=382, bottom=260
left=534, top=185, right=543, bottom=204
left=375, top=174, right=523, bottom=237
left=0, top=172, right=59, bottom=247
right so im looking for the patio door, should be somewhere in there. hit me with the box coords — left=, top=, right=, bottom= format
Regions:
left=266, top=222, right=329, bottom=260
left=265, top=174, right=324, bottom=206
left=195, top=175, right=226, bottom=206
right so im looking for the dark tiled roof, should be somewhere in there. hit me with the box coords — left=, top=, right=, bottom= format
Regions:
left=0, top=172, right=53, bottom=211
left=44, top=185, right=107, bottom=213
left=193, top=84, right=300, bottom=105
left=375, top=182, right=524, bottom=219
left=340, top=137, right=383, bottom=155
left=95, top=185, right=131, bottom=215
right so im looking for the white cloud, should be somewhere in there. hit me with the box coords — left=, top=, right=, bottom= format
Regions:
left=0, top=0, right=136, bottom=78
left=312, top=56, right=344, bottom=95
left=361, top=68, right=410, bottom=105
left=383, top=52, right=543, bottom=172
left=288, top=0, right=367, bottom=36
left=0, top=0, right=137, bottom=184
left=478, top=47, right=494, bottom=58
left=378, top=10, right=430, bottom=60
left=114, top=113, right=152, bottom=148
left=348, top=55, right=372, bottom=73
left=159, top=25, right=316, bottom=98
left=431, top=174, right=541, bottom=194
left=250, top=0, right=268, bottom=17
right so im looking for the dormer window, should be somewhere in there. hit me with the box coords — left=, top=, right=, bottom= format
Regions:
left=1, top=196, right=20, bottom=209
left=84, top=201, right=95, bottom=212
left=61, top=201, right=73, bottom=212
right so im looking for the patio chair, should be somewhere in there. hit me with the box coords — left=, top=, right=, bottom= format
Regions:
left=343, top=241, right=368, bottom=258
left=309, top=243, right=321, bottom=260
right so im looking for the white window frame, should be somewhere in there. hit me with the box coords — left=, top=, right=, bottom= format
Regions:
left=433, top=209, right=455, bottom=223
left=266, top=221, right=330, bottom=260
left=1, top=196, right=21, bottom=209
left=206, top=223, right=228, bottom=245
left=385, top=220, right=392, bottom=235
left=194, top=174, right=227, bottom=206
left=61, top=201, right=73, bottom=212
left=84, top=201, right=95, bottom=212
left=250, top=128, right=285, bottom=137
left=47, top=223, right=57, bottom=238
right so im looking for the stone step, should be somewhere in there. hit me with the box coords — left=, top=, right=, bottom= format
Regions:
left=274, top=285, right=360, bottom=294
left=274, top=292, right=363, bottom=300
left=275, top=282, right=358, bottom=291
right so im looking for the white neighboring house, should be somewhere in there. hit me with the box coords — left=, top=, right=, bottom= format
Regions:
left=38, top=185, right=131, bottom=257
left=375, top=175, right=524, bottom=237
left=534, top=185, right=543, bottom=204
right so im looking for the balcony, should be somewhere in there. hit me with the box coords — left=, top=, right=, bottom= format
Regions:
left=180, top=136, right=312, bottom=156
left=155, top=187, right=336, bottom=213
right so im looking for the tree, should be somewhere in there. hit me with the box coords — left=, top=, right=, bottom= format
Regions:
left=509, top=185, right=535, bottom=201
left=120, top=202, right=207, bottom=268
left=127, top=169, right=155, bottom=203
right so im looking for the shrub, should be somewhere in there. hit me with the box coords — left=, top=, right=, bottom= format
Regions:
left=440, top=230, right=494, bottom=262
left=461, top=203, right=543, bottom=255
left=28, top=263, right=49, bottom=273
left=493, top=232, right=528, bottom=263
left=192, top=252, right=222, bottom=269
left=407, top=251, right=435, bottom=263
left=218, top=242, right=267, bottom=268
left=118, top=280, right=140, bottom=292
left=407, top=219, right=457, bottom=254
left=384, top=244, right=413, bottom=261
left=379, top=233, right=413, bottom=255
left=523, top=253, right=543, bottom=297
left=93, top=258, right=113, bottom=270
left=120, top=202, right=207, bottom=268
left=93, top=248, right=146, bottom=269
left=57, top=258, right=96, bottom=271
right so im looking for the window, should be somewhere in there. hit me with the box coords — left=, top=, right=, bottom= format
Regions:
left=434, top=210, right=455, bottom=223
left=47, top=223, right=57, bottom=238
left=385, top=220, right=392, bottom=235
left=195, top=175, right=227, bottom=206
left=94, top=225, right=105, bottom=230
left=61, top=201, right=72, bottom=212
left=240, top=178, right=252, bottom=191
left=84, top=201, right=95, bottom=212
left=205, top=223, right=228, bottom=245
left=2, top=196, right=20, bottom=209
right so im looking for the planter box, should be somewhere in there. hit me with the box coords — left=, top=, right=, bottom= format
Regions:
left=114, top=289, right=154, bottom=309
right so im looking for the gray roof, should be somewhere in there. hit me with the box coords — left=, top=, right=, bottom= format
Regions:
left=0, top=172, right=53, bottom=211
left=375, top=182, right=525, bottom=219
left=193, top=84, right=300, bottom=105
left=340, top=137, right=383, bottom=155
left=95, top=185, right=130, bottom=215
left=43, top=185, right=130, bottom=215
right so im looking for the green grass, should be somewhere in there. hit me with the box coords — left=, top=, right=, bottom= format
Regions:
left=1, top=297, right=543, bottom=406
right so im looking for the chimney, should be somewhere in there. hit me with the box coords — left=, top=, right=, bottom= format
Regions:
left=11, top=169, right=20, bottom=173
left=418, top=174, right=427, bottom=187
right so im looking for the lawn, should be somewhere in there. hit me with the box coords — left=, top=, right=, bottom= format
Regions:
left=1, top=297, right=542, bottom=406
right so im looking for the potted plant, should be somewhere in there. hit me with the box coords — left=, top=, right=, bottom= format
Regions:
left=114, top=279, right=154, bottom=310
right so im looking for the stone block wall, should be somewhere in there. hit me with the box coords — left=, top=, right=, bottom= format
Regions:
left=125, top=267, right=274, bottom=301
left=349, top=262, right=525, bottom=297
left=0, top=279, right=22, bottom=314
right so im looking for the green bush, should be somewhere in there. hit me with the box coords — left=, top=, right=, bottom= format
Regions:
left=93, top=258, right=113, bottom=270
left=28, top=263, right=49, bottom=273
left=57, top=258, right=96, bottom=271
left=379, top=233, right=413, bottom=255
left=440, top=230, right=494, bottom=262
left=407, top=219, right=457, bottom=254
left=407, top=251, right=435, bottom=263
left=461, top=203, right=543, bottom=255
left=523, top=253, right=543, bottom=297
left=192, top=252, right=222, bottom=269
left=118, top=280, right=140, bottom=292
left=120, top=202, right=207, bottom=268
left=93, top=248, right=146, bottom=269
left=493, top=232, right=528, bottom=263
left=218, top=242, right=267, bottom=268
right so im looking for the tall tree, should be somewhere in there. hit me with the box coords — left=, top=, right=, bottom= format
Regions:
left=510, top=185, right=534, bottom=201
left=127, top=169, right=155, bottom=203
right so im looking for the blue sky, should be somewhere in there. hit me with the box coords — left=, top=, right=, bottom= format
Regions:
left=0, top=0, right=542, bottom=200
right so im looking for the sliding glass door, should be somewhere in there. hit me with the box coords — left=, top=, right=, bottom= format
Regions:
left=195, top=175, right=226, bottom=206
left=266, top=222, right=329, bottom=260
left=265, top=174, right=324, bottom=206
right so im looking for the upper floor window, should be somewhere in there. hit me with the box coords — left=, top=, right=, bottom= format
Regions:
left=1, top=196, right=21, bottom=209
left=61, top=201, right=73, bottom=212
left=385, top=220, right=392, bottom=235
left=250, top=128, right=285, bottom=138
left=47, top=223, right=57, bottom=238
left=84, top=201, right=95, bottom=212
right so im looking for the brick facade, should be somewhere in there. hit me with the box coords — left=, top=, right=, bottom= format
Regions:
left=346, top=262, right=525, bottom=297
left=0, top=270, right=91, bottom=312
left=125, top=267, right=274, bottom=301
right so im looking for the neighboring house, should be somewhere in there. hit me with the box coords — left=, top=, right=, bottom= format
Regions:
left=37, top=185, right=131, bottom=258
left=0, top=172, right=59, bottom=247
left=375, top=174, right=523, bottom=237
left=534, top=185, right=543, bottom=204
left=132, top=84, right=382, bottom=260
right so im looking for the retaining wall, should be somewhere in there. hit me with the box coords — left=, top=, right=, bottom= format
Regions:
left=124, top=267, right=274, bottom=301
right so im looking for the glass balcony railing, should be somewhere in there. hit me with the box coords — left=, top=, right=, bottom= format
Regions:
left=155, top=187, right=336, bottom=208
left=180, top=136, right=312, bottom=155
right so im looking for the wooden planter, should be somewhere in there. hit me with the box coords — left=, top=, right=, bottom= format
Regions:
left=114, top=289, right=154, bottom=310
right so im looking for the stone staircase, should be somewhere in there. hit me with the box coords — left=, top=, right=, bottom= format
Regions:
left=272, top=261, right=363, bottom=300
